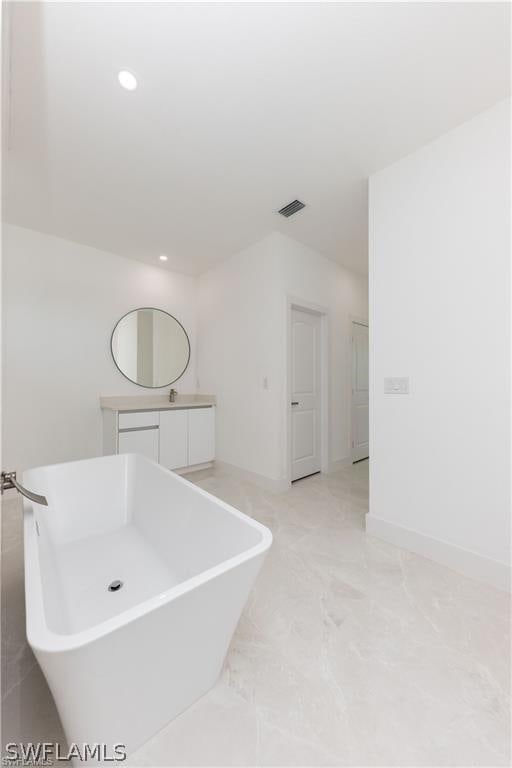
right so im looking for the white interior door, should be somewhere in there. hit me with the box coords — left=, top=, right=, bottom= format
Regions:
left=291, top=308, right=321, bottom=481
left=351, top=321, right=369, bottom=462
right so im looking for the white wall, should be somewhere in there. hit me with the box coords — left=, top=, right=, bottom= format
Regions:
left=197, top=231, right=368, bottom=487
left=368, top=99, right=510, bottom=590
left=3, top=225, right=367, bottom=485
left=196, top=236, right=282, bottom=483
left=2, top=224, right=197, bottom=472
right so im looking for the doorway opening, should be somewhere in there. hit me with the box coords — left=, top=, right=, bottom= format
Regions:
left=351, top=320, right=369, bottom=463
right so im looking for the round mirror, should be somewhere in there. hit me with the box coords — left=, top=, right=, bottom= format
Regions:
left=111, top=308, right=190, bottom=388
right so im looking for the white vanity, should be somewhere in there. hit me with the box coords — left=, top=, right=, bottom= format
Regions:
left=101, top=395, right=215, bottom=474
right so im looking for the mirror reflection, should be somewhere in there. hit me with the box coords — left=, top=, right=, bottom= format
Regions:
left=111, top=308, right=190, bottom=388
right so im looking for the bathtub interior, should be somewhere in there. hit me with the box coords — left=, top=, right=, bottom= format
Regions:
left=24, top=454, right=265, bottom=636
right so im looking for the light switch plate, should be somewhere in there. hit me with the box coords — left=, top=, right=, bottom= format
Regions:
left=384, top=377, right=409, bottom=394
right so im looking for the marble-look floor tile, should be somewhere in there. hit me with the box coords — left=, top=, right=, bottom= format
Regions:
left=2, top=661, right=68, bottom=748
left=3, top=462, right=510, bottom=766
left=1, top=495, right=66, bottom=748
left=129, top=461, right=510, bottom=767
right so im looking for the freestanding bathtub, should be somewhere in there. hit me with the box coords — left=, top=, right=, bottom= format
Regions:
left=23, top=453, right=272, bottom=756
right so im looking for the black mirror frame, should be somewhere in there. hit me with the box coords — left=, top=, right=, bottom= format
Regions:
left=110, top=307, right=191, bottom=389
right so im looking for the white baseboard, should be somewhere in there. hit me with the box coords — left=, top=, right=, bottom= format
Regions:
left=214, top=460, right=290, bottom=493
left=174, top=462, right=213, bottom=476
left=366, top=515, right=511, bottom=593
left=327, top=456, right=351, bottom=473
left=215, top=458, right=354, bottom=490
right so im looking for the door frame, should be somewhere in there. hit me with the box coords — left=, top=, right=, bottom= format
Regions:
left=285, top=297, right=329, bottom=487
left=350, top=317, right=369, bottom=463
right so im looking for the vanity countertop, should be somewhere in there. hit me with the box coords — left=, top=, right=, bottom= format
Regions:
left=100, top=394, right=216, bottom=412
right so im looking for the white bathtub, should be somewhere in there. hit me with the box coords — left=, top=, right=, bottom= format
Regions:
left=23, top=454, right=272, bottom=756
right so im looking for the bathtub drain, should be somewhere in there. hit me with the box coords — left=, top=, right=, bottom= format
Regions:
left=108, top=580, right=123, bottom=592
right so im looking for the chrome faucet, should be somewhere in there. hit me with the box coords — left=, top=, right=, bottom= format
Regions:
left=1, top=471, right=48, bottom=506
left=169, top=388, right=178, bottom=403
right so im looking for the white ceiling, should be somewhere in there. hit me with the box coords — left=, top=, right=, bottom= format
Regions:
left=4, top=2, right=510, bottom=276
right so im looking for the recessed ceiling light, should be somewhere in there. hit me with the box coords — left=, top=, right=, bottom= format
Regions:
left=159, top=255, right=168, bottom=262
left=118, top=70, right=137, bottom=91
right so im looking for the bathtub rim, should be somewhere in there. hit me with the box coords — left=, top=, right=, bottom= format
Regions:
left=23, top=454, right=273, bottom=654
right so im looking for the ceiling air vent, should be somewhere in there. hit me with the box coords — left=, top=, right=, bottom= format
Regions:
left=278, top=199, right=306, bottom=218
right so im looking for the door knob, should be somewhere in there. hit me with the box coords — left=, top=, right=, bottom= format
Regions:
left=291, top=401, right=299, bottom=406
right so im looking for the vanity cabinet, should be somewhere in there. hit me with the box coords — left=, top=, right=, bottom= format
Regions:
left=101, top=398, right=215, bottom=474
left=188, top=408, right=215, bottom=466
left=160, top=408, right=215, bottom=469
left=118, top=427, right=160, bottom=463
left=159, top=410, right=189, bottom=469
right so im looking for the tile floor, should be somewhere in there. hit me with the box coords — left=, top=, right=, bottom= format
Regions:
left=2, top=461, right=510, bottom=766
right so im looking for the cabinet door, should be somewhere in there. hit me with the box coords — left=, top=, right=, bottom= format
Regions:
left=159, top=410, right=189, bottom=470
left=188, top=408, right=215, bottom=466
left=118, top=427, right=159, bottom=462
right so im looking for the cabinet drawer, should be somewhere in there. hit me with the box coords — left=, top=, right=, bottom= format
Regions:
left=118, top=427, right=159, bottom=462
left=119, top=411, right=159, bottom=430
